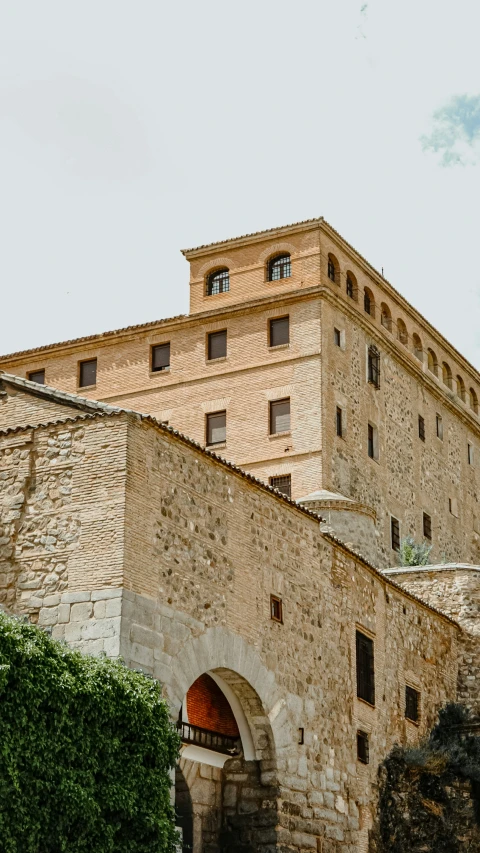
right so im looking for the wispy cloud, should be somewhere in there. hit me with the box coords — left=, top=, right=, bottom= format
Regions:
left=356, top=3, right=368, bottom=40
left=421, top=94, right=480, bottom=166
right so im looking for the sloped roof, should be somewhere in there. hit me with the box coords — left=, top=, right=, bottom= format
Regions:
left=0, top=371, right=459, bottom=627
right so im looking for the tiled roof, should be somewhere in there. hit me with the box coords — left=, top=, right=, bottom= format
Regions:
left=181, top=217, right=324, bottom=255
left=0, top=371, right=459, bottom=627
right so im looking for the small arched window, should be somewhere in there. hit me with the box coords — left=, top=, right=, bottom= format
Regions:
left=206, top=268, right=230, bottom=296
left=442, top=362, right=453, bottom=390
left=364, top=287, right=375, bottom=316
left=327, top=254, right=339, bottom=283
left=470, top=387, right=479, bottom=415
left=346, top=271, right=358, bottom=300
left=268, top=254, right=291, bottom=282
left=380, top=303, right=392, bottom=332
left=412, top=333, right=423, bottom=361
left=456, top=375, right=466, bottom=403
left=427, top=348, right=438, bottom=376
left=397, top=319, right=408, bottom=345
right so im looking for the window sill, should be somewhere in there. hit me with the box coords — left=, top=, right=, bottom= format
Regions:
left=269, top=431, right=291, bottom=439
left=368, top=456, right=380, bottom=464
left=78, top=384, right=97, bottom=391
left=206, top=442, right=226, bottom=451
left=150, top=368, right=170, bottom=377
left=406, top=717, right=420, bottom=728
left=268, top=344, right=290, bottom=351
left=356, top=697, right=376, bottom=711
left=206, top=356, right=227, bottom=364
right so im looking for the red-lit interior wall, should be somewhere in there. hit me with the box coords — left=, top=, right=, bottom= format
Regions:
left=186, top=674, right=240, bottom=737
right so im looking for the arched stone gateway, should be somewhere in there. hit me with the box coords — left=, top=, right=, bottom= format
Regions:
left=174, top=667, right=279, bottom=853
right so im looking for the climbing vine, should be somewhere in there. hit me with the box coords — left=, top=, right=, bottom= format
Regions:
left=0, top=611, right=180, bottom=853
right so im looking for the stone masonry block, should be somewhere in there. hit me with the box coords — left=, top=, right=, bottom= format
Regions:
left=70, top=602, right=93, bottom=621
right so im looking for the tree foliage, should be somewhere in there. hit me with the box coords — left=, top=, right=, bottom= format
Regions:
left=399, top=536, right=432, bottom=567
left=0, top=611, right=180, bottom=853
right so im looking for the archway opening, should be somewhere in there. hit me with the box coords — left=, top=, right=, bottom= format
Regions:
left=175, top=669, right=278, bottom=853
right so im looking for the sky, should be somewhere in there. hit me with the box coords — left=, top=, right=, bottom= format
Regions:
left=1, top=0, right=480, bottom=368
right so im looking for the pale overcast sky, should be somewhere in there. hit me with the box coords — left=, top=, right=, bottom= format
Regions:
left=1, top=0, right=480, bottom=367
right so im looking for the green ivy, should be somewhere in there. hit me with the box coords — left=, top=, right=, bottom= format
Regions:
left=0, top=611, right=180, bottom=853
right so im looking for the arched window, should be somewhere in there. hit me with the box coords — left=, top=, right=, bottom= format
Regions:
left=442, top=362, right=453, bottom=390
left=456, top=375, right=466, bottom=403
left=327, top=254, right=339, bottom=283
left=364, top=287, right=375, bottom=316
left=206, top=268, right=230, bottom=296
left=470, top=388, right=479, bottom=415
left=346, top=271, right=358, bottom=300
left=397, top=319, right=408, bottom=345
left=268, top=254, right=291, bottom=282
left=380, top=303, right=392, bottom=332
left=412, top=333, right=423, bottom=361
left=427, top=348, right=438, bottom=376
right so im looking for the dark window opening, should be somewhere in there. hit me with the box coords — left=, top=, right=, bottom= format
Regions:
left=368, top=346, right=381, bottom=388
left=269, top=316, right=290, bottom=347
left=298, top=727, right=305, bottom=745
left=270, top=398, right=291, bottom=434
left=346, top=275, right=356, bottom=299
left=336, top=407, right=343, bottom=438
left=468, top=443, right=474, bottom=465
left=28, top=369, right=45, bottom=385
left=391, top=517, right=400, bottom=551
left=79, top=359, right=97, bottom=388
left=405, top=686, right=420, bottom=723
left=268, top=254, right=291, bottom=281
left=151, top=343, right=170, bottom=372
left=356, top=630, right=375, bottom=706
left=206, top=268, right=229, bottom=296
left=436, top=414, right=443, bottom=440
left=207, top=330, right=227, bottom=360
left=418, top=415, right=425, bottom=442
left=423, top=512, right=432, bottom=541
left=368, top=423, right=378, bottom=460
left=206, top=411, right=226, bottom=446
left=328, top=258, right=336, bottom=282
left=357, top=730, right=370, bottom=764
left=270, top=595, right=283, bottom=623
left=269, top=475, right=292, bottom=499
left=364, top=290, right=372, bottom=315
left=334, top=328, right=341, bottom=347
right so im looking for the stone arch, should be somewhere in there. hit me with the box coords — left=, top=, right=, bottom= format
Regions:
left=196, top=256, right=235, bottom=279
left=396, top=317, right=408, bottom=345
left=380, top=302, right=392, bottom=332
left=257, top=241, right=297, bottom=265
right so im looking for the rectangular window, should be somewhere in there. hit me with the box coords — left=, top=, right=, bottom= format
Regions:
left=468, top=443, right=474, bottom=466
left=356, top=630, right=375, bottom=706
left=28, top=369, right=45, bottom=385
left=405, top=686, right=420, bottom=723
left=270, top=595, right=283, bottom=623
left=436, top=414, right=443, bottom=440
left=357, top=730, right=370, bottom=764
left=418, top=415, right=425, bottom=442
left=336, top=406, right=343, bottom=438
left=367, top=346, right=381, bottom=389
left=269, top=475, right=292, bottom=499
left=269, top=317, right=289, bottom=347
left=79, top=359, right=97, bottom=388
left=423, top=512, right=432, bottom=541
left=334, top=328, right=341, bottom=347
left=391, top=517, right=400, bottom=551
left=206, top=410, right=226, bottom=446
left=207, top=330, right=227, bottom=361
left=368, top=423, right=378, bottom=460
left=151, top=343, right=170, bottom=372
left=270, top=398, right=291, bottom=434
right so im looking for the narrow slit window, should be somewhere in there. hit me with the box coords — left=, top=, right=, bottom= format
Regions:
left=207, top=330, right=227, bottom=360
left=270, top=595, right=283, bottom=623
left=357, top=730, right=370, bottom=764
left=368, top=423, right=378, bottom=460
left=436, top=414, right=443, bottom=440
left=270, top=398, right=291, bottom=434
left=367, top=346, right=381, bottom=388
left=418, top=415, right=425, bottom=442
left=334, top=328, right=341, bottom=347
left=269, top=475, right=291, bottom=499
left=391, top=517, right=400, bottom=551
left=269, top=316, right=289, bottom=347
left=468, top=443, right=474, bottom=466
left=336, top=407, right=343, bottom=438
left=356, top=630, right=375, bottom=706
left=79, top=359, right=97, bottom=388
left=151, top=343, right=170, bottom=372
left=405, top=686, right=420, bottom=723
left=206, top=411, right=226, bottom=446
left=423, top=512, right=432, bottom=541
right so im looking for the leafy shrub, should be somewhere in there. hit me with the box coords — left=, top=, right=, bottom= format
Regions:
left=0, top=611, right=180, bottom=853
left=399, top=536, right=433, bottom=567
